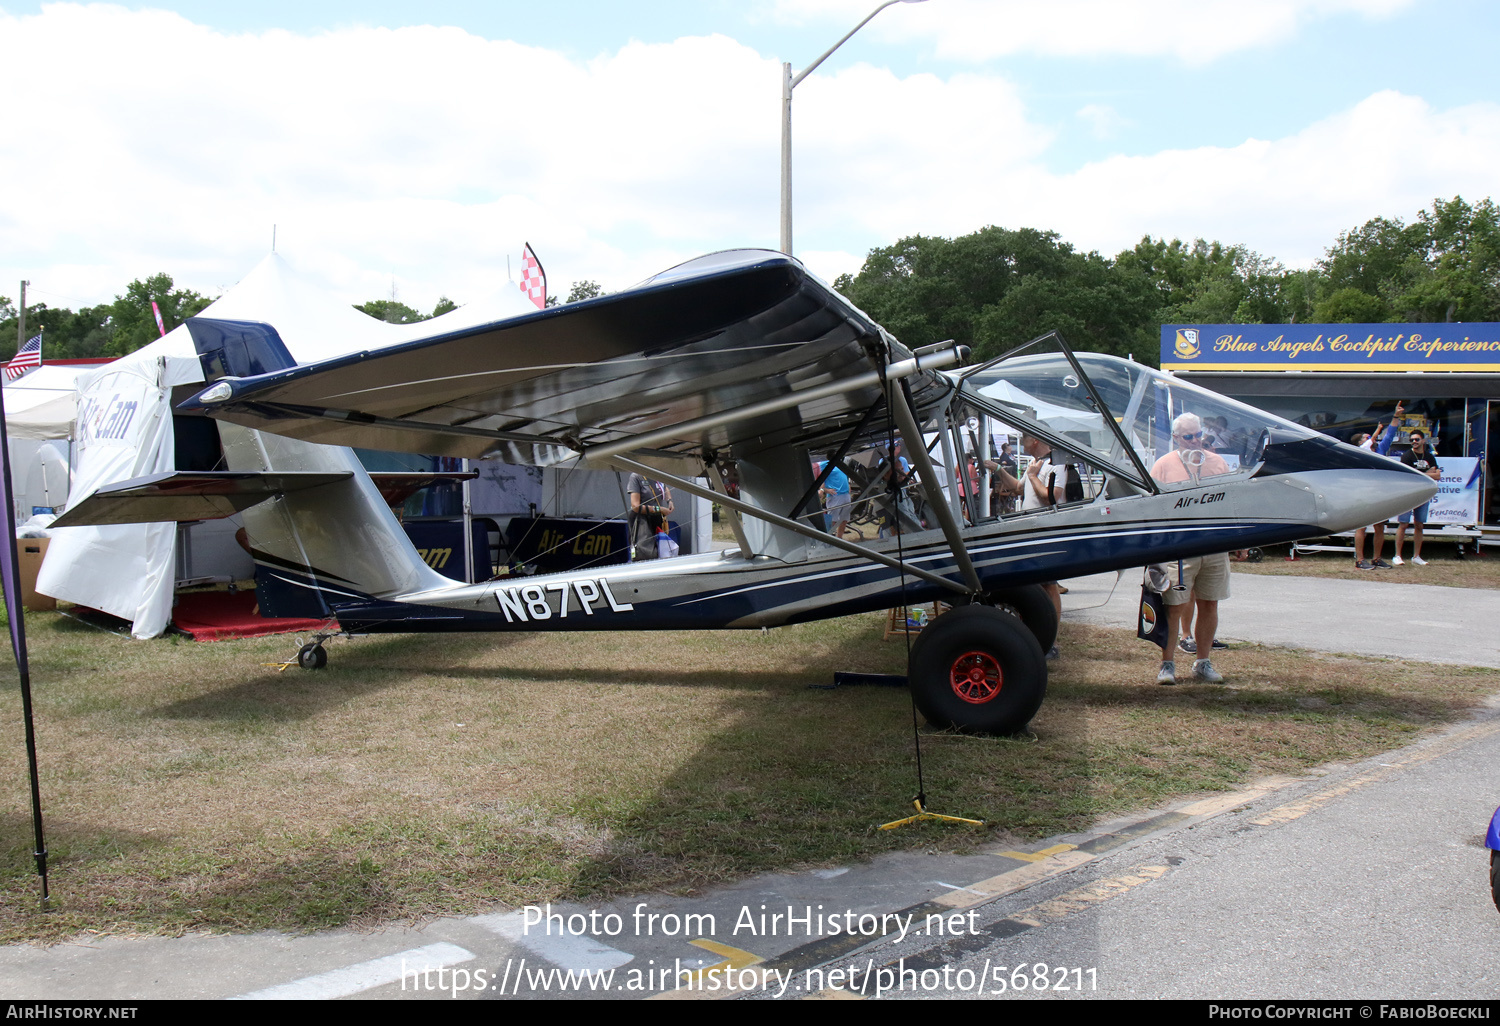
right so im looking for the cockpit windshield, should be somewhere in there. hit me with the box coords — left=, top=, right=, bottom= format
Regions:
left=958, top=334, right=1324, bottom=493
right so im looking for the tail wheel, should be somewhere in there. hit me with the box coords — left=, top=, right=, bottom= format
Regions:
left=909, top=605, right=1047, bottom=734
left=984, top=584, right=1058, bottom=653
left=297, top=642, right=328, bottom=670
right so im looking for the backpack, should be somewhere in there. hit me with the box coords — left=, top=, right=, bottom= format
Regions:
left=1046, top=461, right=1085, bottom=504
left=1064, top=463, right=1085, bottom=503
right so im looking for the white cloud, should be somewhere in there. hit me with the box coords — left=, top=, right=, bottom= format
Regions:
left=1037, top=91, right=1500, bottom=266
left=1076, top=103, right=1132, bottom=140
left=769, top=0, right=1413, bottom=63
left=1, top=4, right=1495, bottom=322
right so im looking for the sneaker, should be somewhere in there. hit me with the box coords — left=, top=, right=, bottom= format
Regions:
left=1372, top=559, right=1393, bottom=569
left=1212, top=639, right=1228, bottom=650
left=1179, top=638, right=1197, bottom=654
left=1192, top=659, right=1224, bottom=683
left=1046, top=645, right=1060, bottom=661
left=1412, top=555, right=1427, bottom=566
left=1392, top=555, right=1404, bottom=566
left=1157, top=661, right=1177, bottom=686
left=1355, top=560, right=1374, bottom=570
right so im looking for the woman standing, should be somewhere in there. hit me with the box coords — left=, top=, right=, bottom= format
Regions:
left=628, top=472, right=674, bottom=561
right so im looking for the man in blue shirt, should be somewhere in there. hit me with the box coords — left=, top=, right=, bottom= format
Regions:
left=819, top=461, right=852, bottom=540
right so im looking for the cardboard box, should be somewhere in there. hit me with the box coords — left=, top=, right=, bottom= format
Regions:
left=17, top=538, right=55, bottom=612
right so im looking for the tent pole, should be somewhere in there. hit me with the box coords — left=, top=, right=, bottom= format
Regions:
left=0, top=364, right=48, bottom=905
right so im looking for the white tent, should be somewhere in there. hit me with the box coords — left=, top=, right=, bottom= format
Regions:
left=35, top=252, right=535, bottom=638
left=975, top=379, right=1105, bottom=435
left=4, top=365, right=95, bottom=440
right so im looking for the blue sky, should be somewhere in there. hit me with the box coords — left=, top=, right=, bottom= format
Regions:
left=3, top=1, right=1498, bottom=314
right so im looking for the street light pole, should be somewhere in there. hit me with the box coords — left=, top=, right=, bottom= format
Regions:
left=779, top=0, right=928, bottom=255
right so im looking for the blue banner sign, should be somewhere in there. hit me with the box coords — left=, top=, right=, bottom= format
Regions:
left=1161, top=323, right=1500, bottom=372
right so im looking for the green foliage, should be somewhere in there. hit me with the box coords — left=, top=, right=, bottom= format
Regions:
left=354, top=299, right=423, bottom=324
left=565, top=280, right=604, bottom=303
left=103, top=273, right=213, bottom=356
left=1312, top=287, right=1389, bottom=323
left=838, top=195, right=1499, bottom=367
left=430, top=296, right=457, bottom=318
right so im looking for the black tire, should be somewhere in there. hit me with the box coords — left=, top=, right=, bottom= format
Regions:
left=984, top=584, right=1059, bottom=653
left=1491, top=851, right=1499, bottom=914
left=908, top=605, right=1047, bottom=735
left=297, top=642, right=327, bottom=670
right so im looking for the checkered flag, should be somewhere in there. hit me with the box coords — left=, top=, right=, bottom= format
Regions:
left=5, top=334, right=41, bottom=381
left=518, top=243, right=546, bottom=310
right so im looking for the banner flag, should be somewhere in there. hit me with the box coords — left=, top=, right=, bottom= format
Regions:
left=518, top=243, right=546, bottom=310
left=0, top=377, right=50, bottom=901
left=151, top=300, right=167, bottom=337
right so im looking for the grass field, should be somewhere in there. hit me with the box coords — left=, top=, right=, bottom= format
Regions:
left=1234, top=541, right=1500, bottom=590
left=0, top=606, right=1496, bottom=943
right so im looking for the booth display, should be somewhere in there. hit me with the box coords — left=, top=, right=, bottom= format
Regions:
left=1164, top=323, right=1499, bottom=548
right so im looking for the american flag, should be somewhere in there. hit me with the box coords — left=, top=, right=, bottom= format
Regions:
left=518, top=243, right=546, bottom=310
left=4, top=334, right=41, bottom=381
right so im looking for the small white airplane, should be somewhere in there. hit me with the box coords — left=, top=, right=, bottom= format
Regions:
left=57, top=250, right=1437, bottom=734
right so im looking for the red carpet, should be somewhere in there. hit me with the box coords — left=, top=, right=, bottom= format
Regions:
left=172, top=590, right=333, bottom=641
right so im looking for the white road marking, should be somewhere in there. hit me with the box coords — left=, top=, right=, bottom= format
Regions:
left=232, top=942, right=475, bottom=1000
left=477, top=911, right=635, bottom=971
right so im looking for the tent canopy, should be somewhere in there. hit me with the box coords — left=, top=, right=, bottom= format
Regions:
left=33, top=251, right=535, bottom=638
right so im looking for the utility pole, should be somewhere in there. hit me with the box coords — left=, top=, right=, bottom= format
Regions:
left=17, top=280, right=28, bottom=351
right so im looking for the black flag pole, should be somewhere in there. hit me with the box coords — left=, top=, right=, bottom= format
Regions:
left=0, top=366, right=49, bottom=904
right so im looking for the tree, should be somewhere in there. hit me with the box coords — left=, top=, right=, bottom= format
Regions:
left=431, top=296, right=457, bottom=318
left=838, top=227, right=1159, bottom=362
left=354, top=299, right=423, bottom=324
left=565, top=280, right=604, bottom=303
left=103, top=273, right=213, bottom=356
left=1311, top=287, right=1388, bottom=324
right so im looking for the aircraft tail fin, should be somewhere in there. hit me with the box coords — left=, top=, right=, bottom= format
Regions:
left=186, top=318, right=297, bottom=380
left=216, top=422, right=457, bottom=618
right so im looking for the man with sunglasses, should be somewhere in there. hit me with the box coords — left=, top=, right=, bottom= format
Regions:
left=1149, top=413, right=1233, bottom=686
left=1393, top=428, right=1442, bottom=565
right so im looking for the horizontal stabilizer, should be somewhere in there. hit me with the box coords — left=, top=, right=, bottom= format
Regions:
left=51, top=471, right=352, bottom=527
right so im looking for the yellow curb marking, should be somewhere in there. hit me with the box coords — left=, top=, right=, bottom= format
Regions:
left=1016, top=865, right=1170, bottom=925
left=1253, top=720, right=1500, bottom=827
left=1178, top=776, right=1301, bottom=817
left=934, top=849, right=1096, bottom=909
left=648, top=939, right=765, bottom=1001
left=995, top=842, right=1077, bottom=863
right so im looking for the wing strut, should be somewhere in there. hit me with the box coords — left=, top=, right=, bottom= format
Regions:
left=887, top=378, right=983, bottom=594
left=605, top=456, right=972, bottom=597
left=705, top=460, right=753, bottom=556
left=582, top=343, right=962, bottom=463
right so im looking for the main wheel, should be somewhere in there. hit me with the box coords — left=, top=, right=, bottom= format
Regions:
left=984, top=584, right=1058, bottom=653
left=1491, top=851, right=1499, bottom=914
left=297, top=642, right=328, bottom=670
left=908, top=605, right=1047, bottom=734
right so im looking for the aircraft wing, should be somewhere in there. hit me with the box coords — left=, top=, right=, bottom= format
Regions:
left=51, top=471, right=353, bottom=527
left=179, top=250, right=956, bottom=466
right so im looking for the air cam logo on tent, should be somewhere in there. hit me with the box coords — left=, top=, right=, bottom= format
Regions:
left=1174, top=329, right=1201, bottom=360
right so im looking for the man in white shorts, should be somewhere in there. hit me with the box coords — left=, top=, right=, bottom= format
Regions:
left=1150, top=413, right=1232, bottom=685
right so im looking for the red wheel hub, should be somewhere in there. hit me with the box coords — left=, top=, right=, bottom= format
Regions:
left=950, top=651, right=1002, bottom=704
